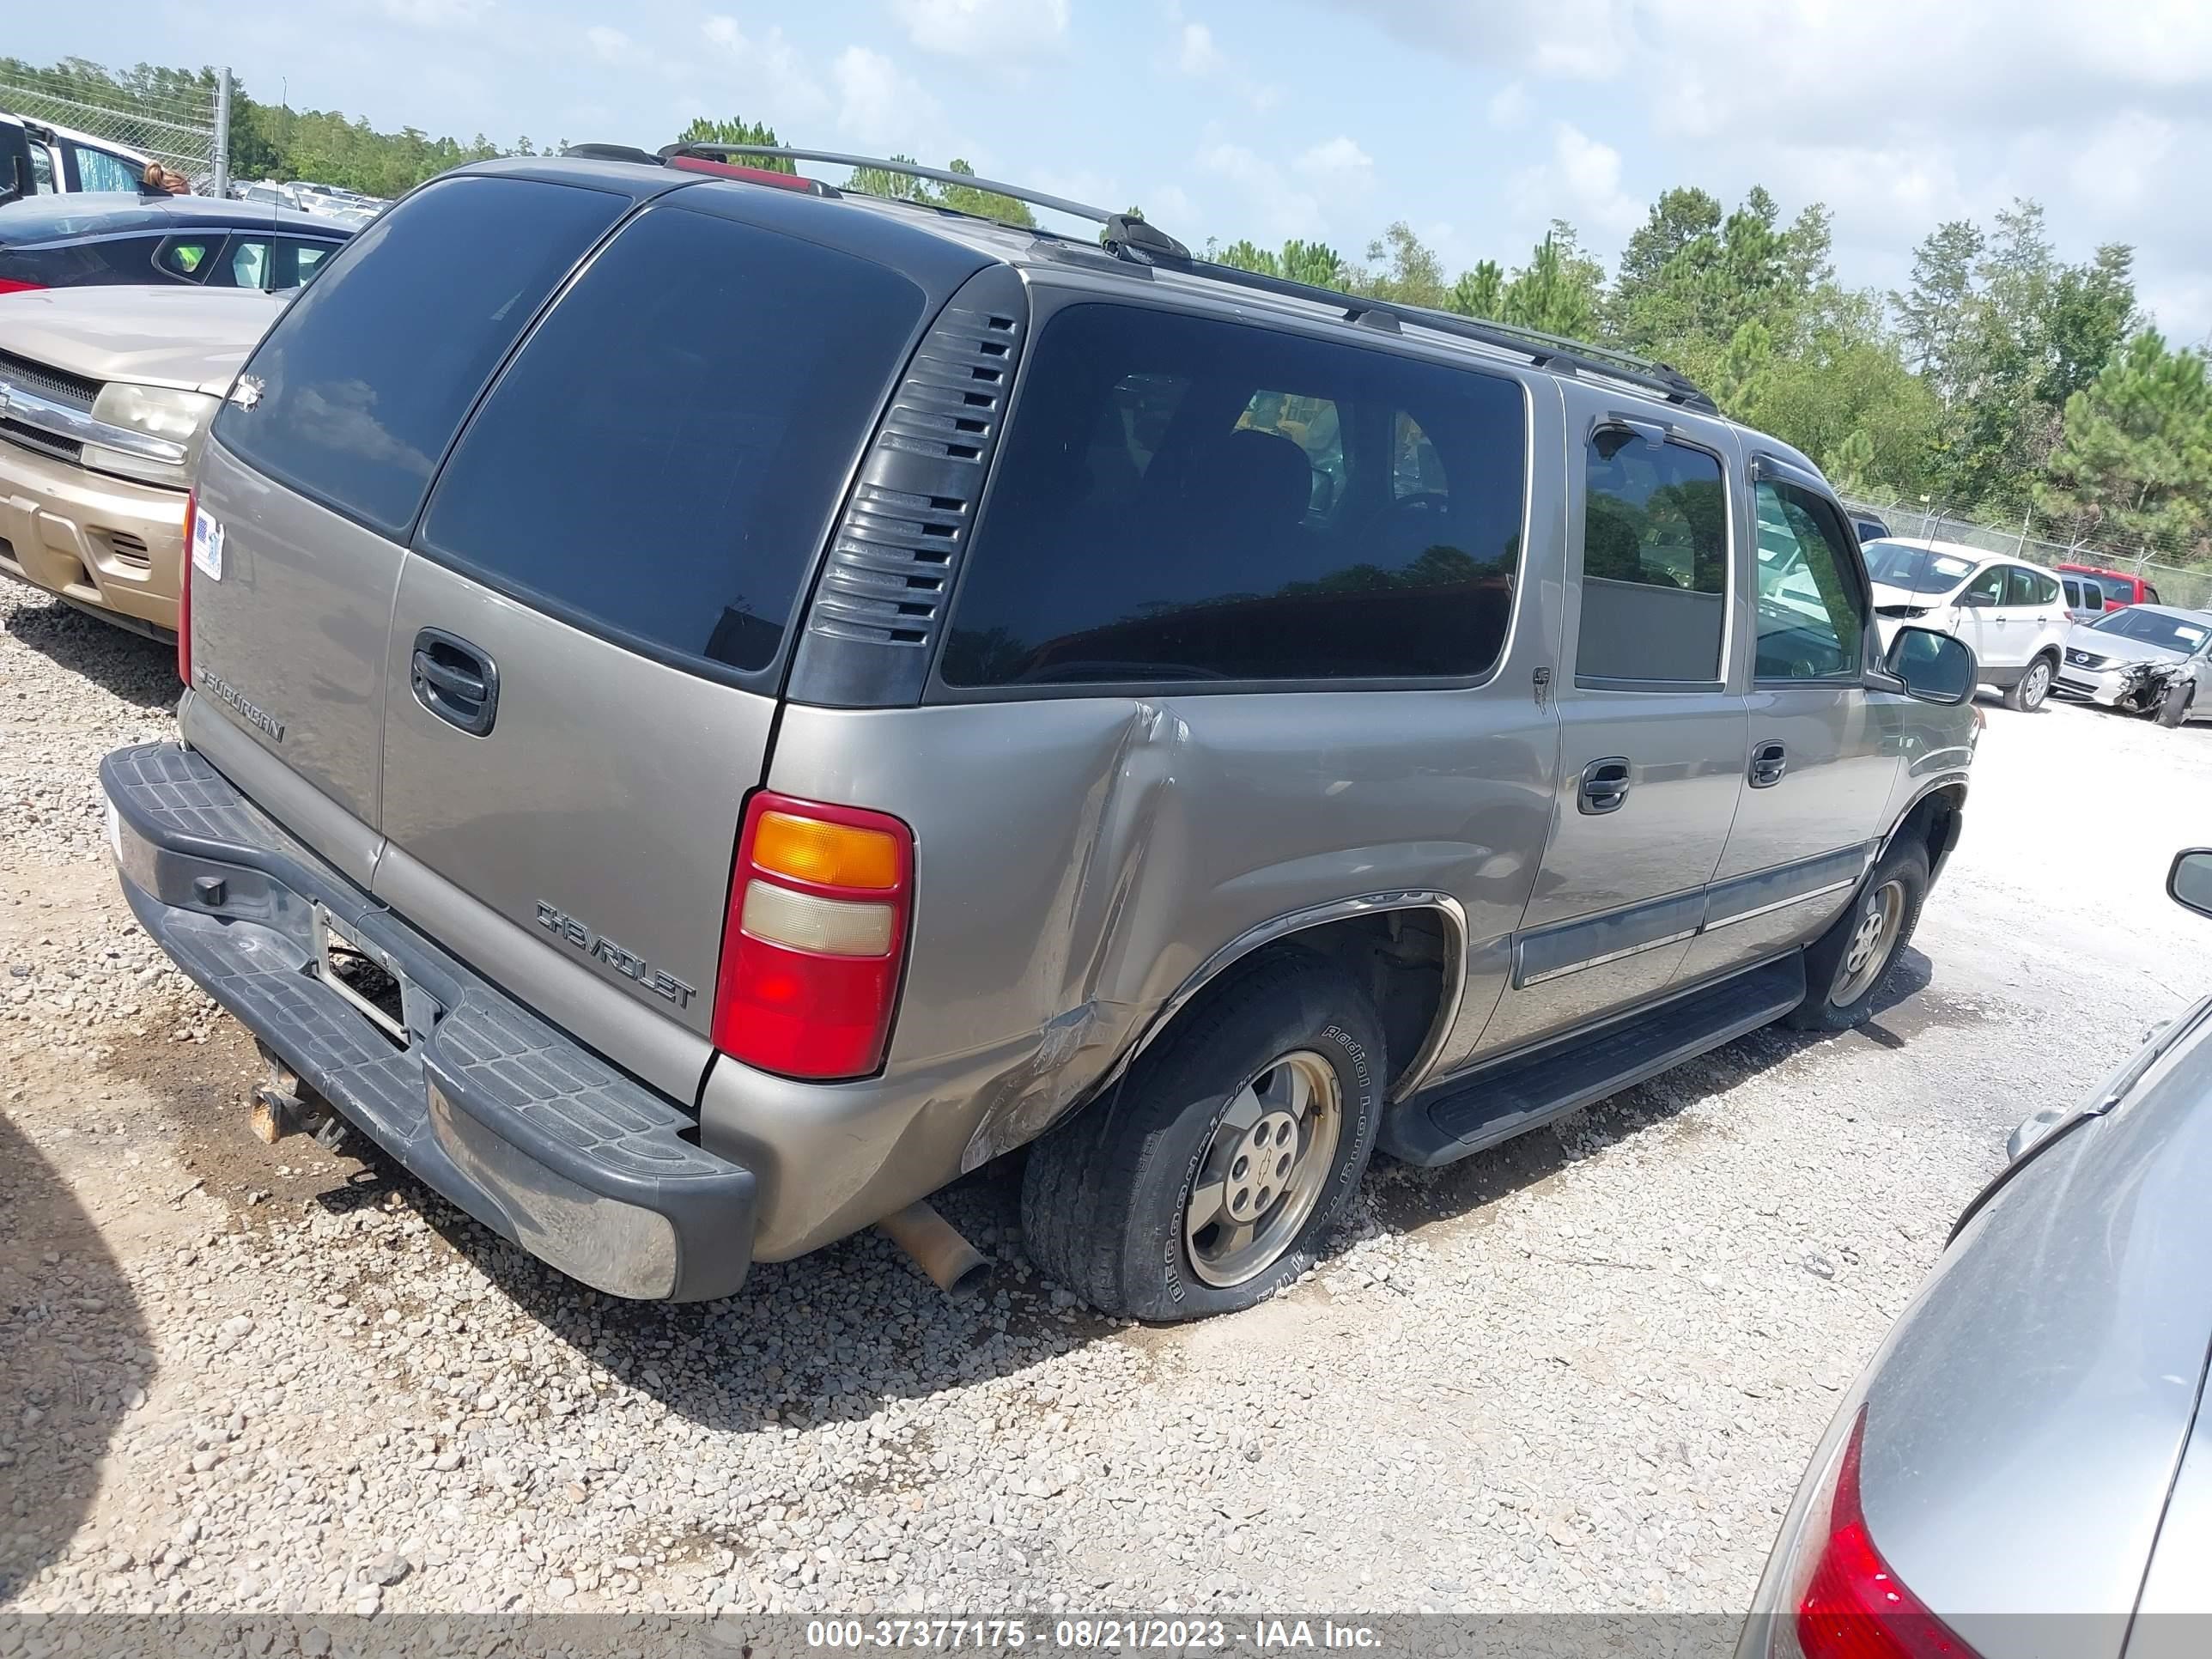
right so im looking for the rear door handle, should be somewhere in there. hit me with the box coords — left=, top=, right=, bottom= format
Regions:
left=410, top=628, right=499, bottom=737
left=1577, top=757, right=1632, bottom=815
left=1749, top=740, right=1788, bottom=788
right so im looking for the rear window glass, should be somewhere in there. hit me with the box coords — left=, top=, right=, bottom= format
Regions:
left=1864, top=541, right=1976, bottom=595
left=941, top=304, right=1528, bottom=687
left=419, top=203, right=924, bottom=677
left=213, top=176, right=625, bottom=538
left=1577, top=433, right=1728, bottom=684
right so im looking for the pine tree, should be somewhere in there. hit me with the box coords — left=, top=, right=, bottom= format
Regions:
left=2033, top=331, right=2212, bottom=557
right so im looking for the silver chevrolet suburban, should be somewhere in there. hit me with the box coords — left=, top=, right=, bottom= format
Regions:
left=100, top=149, right=1979, bottom=1321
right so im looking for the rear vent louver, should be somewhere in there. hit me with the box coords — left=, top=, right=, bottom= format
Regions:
left=787, top=264, right=1029, bottom=708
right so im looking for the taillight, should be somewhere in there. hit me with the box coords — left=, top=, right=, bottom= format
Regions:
left=176, top=490, right=195, bottom=686
left=0, top=277, right=46, bottom=295
left=1788, top=1411, right=1981, bottom=1659
left=712, top=792, right=913, bottom=1080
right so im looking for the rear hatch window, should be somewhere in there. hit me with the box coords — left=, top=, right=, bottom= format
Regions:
left=212, top=175, right=630, bottom=537
left=416, top=201, right=927, bottom=678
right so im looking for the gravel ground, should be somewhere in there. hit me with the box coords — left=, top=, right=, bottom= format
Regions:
left=3, top=581, right=2206, bottom=1620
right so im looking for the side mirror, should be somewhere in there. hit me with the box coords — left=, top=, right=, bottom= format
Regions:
left=1884, top=626, right=1975, bottom=705
left=2169, top=849, right=2212, bottom=918
left=1956, top=587, right=1990, bottom=608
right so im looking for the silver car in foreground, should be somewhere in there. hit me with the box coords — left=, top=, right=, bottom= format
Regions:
left=1740, top=849, right=2212, bottom=1659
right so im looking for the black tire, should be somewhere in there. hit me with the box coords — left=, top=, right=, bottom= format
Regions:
left=2003, top=653, right=2056, bottom=712
left=2158, top=678, right=2192, bottom=728
left=1785, top=839, right=1930, bottom=1032
left=1020, top=951, right=1385, bottom=1321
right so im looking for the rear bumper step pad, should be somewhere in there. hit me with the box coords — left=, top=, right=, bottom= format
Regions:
left=100, top=741, right=755, bottom=1302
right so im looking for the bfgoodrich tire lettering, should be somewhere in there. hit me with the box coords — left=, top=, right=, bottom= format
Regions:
left=1020, top=951, right=1384, bottom=1321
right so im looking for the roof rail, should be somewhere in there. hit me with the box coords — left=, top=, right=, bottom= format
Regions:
left=662, top=144, right=1120, bottom=228
left=659, top=143, right=1716, bottom=414
left=1181, top=258, right=1717, bottom=413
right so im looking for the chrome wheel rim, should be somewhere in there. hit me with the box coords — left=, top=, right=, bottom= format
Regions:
left=2022, top=661, right=2050, bottom=708
left=1832, top=880, right=1905, bottom=1006
left=1183, top=1050, right=1342, bottom=1289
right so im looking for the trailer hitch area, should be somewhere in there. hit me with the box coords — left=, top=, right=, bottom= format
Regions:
left=245, top=1042, right=347, bottom=1152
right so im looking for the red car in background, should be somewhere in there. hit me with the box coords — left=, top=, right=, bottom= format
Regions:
left=2057, top=562, right=2160, bottom=611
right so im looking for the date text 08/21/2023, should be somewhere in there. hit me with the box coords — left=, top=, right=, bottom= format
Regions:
left=804, top=1620, right=1383, bottom=1650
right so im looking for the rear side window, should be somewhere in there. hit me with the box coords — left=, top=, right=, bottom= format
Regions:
left=68, top=143, right=141, bottom=193
left=941, top=304, right=1528, bottom=686
left=419, top=203, right=924, bottom=677
left=155, top=235, right=217, bottom=282
left=2002, top=566, right=2041, bottom=606
left=213, top=176, right=626, bottom=537
left=1578, top=433, right=1728, bottom=684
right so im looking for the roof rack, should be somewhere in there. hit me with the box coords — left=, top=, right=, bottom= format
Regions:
left=1178, top=258, right=1717, bottom=413
left=664, top=144, right=1113, bottom=228
left=663, top=143, right=1717, bottom=415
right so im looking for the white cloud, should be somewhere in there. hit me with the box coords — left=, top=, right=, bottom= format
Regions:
left=584, top=25, right=629, bottom=64
left=2065, top=112, right=2178, bottom=218
left=374, top=0, right=489, bottom=27
left=1486, top=82, right=1531, bottom=130
left=1198, top=142, right=1324, bottom=243
left=833, top=46, right=940, bottom=147
left=1177, top=22, right=1224, bottom=76
left=1299, top=135, right=1375, bottom=196
left=1511, top=121, right=1639, bottom=235
left=697, top=15, right=831, bottom=125
left=891, top=0, right=1070, bottom=60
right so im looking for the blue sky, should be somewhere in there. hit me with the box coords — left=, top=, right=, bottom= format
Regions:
left=25, top=0, right=2212, bottom=339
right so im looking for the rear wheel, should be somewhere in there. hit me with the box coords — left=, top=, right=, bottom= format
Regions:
left=2004, top=654, right=2054, bottom=712
left=2158, top=678, right=2193, bottom=728
left=1020, top=951, right=1384, bottom=1321
left=1785, top=839, right=1929, bottom=1033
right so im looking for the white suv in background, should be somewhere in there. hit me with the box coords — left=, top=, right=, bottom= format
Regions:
left=1863, top=538, right=2074, bottom=711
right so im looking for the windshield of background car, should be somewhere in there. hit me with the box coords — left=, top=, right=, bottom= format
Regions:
left=2090, top=610, right=2210, bottom=653
left=1864, top=540, right=1976, bottom=596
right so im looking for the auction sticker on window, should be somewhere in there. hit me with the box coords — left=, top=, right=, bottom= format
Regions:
left=191, top=510, right=225, bottom=581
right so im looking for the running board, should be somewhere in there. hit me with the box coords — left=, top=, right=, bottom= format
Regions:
left=1380, top=953, right=1807, bottom=1168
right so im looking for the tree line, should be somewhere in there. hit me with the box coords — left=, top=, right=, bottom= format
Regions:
left=10, top=58, right=2206, bottom=564
left=1210, top=193, right=2209, bottom=565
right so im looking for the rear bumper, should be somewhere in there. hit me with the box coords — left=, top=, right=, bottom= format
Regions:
left=0, top=435, right=182, bottom=635
left=100, top=741, right=755, bottom=1302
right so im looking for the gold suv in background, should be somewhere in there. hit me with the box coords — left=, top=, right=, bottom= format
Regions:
left=0, top=285, right=283, bottom=638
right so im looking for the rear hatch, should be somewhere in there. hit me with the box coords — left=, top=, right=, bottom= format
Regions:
left=198, top=160, right=976, bottom=1096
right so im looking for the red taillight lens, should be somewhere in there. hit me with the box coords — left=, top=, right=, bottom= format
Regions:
left=176, top=490, right=195, bottom=686
left=0, top=278, right=46, bottom=295
left=712, top=792, right=913, bottom=1080
left=1793, top=1412, right=1981, bottom=1659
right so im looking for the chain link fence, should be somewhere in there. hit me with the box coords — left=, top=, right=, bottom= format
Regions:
left=1838, top=490, right=2212, bottom=611
left=0, top=63, right=230, bottom=195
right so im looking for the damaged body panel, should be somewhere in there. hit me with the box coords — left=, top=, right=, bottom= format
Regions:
left=704, top=638, right=1562, bottom=1257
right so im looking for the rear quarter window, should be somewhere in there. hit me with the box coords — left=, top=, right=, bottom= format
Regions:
left=940, top=303, right=1528, bottom=687
left=211, top=175, right=628, bottom=538
left=417, top=202, right=925, bottom=678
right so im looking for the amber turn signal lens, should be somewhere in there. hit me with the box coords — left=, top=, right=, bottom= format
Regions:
left=751, top=811, right=902, bottom=890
